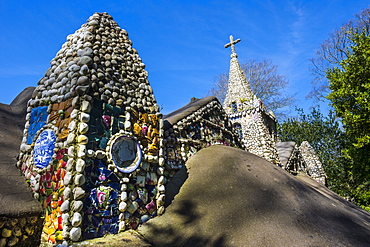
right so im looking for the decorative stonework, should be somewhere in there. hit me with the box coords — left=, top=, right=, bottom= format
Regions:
left=299, top=141, right=327, bottom=184
left=163, top=97, right=244, bottom=178
left=108, top=134, right=142, bottom=173
left=14, top=15, right=328, bottom=246
left=0, top=216, right=43, bottom=247
left=223, top=35, right=280, bottom=165
left=33, top=129, right=57, bottom=169
left=17, top=12, right=165, bottom=245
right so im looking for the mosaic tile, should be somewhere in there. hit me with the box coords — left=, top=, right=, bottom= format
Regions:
left=27, top=106, right=49, bottom=144
left=34, top=129, right=57, bottom=169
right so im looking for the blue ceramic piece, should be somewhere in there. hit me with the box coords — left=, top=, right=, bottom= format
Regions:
left=27, top=106, right=48, bottom=144
left=108, top=190, right=118, bottom=203
left=98, top=166, right=119, bottom=183
left=101, top=207, right=113, bottom=217
left=102, top=218, right=113, bottom=225
left=109, top=223, right=119, bottom=234
left=108, top=182, right=120, bottom=191
left=91, top=215, right=101, bottom=227
left=102, top=216, right=118, bottom=225
left=97, top=224, right=111, bottom=237
left=99, top=137, right=108, bottom=149
left=33, top=129, right=56, bottom=169
left=140, top=215, right=150, bottom=224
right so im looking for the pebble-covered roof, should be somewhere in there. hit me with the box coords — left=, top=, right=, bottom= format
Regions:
left=29, top=12, right=159, bottom=114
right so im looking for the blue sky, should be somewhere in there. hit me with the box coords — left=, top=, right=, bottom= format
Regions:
left=0, top=0, right=368, bottom=116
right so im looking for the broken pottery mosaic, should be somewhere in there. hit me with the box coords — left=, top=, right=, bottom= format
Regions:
left=14, top=13, right=327, bottom=246
left=17, top=12, right=166, bottom=245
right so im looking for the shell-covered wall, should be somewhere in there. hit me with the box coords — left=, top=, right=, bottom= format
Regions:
left=0, top=216, right=43, bottom=247
left=163, top=98, right=243, bottom=176
left=227, top=98, right=280, bottom=165
left=299, top=141, right=327, bottom=184
left=17, top=12, right=165, bottom=245
left=223, top=44, right=280, bottom=165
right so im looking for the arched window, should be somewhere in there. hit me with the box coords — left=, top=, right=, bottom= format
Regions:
left=233, top=123, right=243, bottom=139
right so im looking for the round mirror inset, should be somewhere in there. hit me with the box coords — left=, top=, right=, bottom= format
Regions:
left=33, top=129, right=56, bottom=169
left=110, top=135, right=142, bottom=173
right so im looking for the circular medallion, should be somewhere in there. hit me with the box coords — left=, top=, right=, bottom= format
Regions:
left=110, top=135, right=142, bottom=173
left=34, top=129, right=56, bottom=169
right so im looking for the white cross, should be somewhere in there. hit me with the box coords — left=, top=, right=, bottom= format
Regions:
left=224, top=35, right=241, bottom=54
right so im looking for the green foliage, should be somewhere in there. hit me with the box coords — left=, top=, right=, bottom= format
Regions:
left=326, top=29, right=370, bottom=210
left=277, top=108, right=352, bottom=198
left=309, top=7, right=370, bottom=101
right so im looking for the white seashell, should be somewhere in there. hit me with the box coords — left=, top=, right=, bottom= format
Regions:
left=62, top=213, right=69, bottom=225
left=120, top=192, right=128, bottom=201
left=158, top=176, right=165, bottom=185
left=80, top=112, right=90, bottom=123
left=71, top=212, right=82, bottom=227
left=86, top=149, right=95, bottom=157
left=20, top=143, right=31, bottom=152
left=64, top=187, right=72, bottom=200
left=81, top=101, right=91, bottom=112
left=119, top=201, right=127, bottom=212
left=64, top=172, right=73, bottom=185
left=157, top=194, right=165, bottom=206
left=73, top=200, right=83, bottom=212
left=78, top=122, right=89, bottom=134
left=124, top=121, right=131, bottom=131
left=157, top=167, right=165, bottom=175
left=67, top=133, right=76, bottom=144
left=158, top=185, right=165, bottom=193
left=77, top=135, right=88, bottom=144
left=60, top=200, right=70, bottom=213
left=69, top=227, right=81, bottom=242
left=71, top=109, right=79, bottom=119
left=95, top=150, right=106, bottom=159
left=119, top=221, right=126, bottom=232
left=159, top=157, right=165, bottom=166
left=74, top=174, right=86, bottom=186
left=157, top=206, right=165, bottom=215
left=66, top=159, right=74, bottom=172
left=76, top=159, right=85, bottom=173
left=68, top=120, right=77, bottom=132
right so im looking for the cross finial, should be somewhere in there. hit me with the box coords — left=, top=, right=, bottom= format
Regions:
left=224, top=35, right=241, bottom=54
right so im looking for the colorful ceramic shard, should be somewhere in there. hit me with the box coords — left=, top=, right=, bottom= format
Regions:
left=27, top=106, right=49, bottom=144
left=34, top=129, right=57, bottom=169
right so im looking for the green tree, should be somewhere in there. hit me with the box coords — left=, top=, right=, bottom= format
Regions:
left=309, top=7, right=370, bottom=101
left=326, top=29, right=370, bottom=210
left=278, top=108, right=351, bottom=197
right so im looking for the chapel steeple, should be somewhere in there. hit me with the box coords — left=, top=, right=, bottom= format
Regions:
left=223, top=35, right=255, bottom=113
left=223, top=35, right=280, bottom=165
